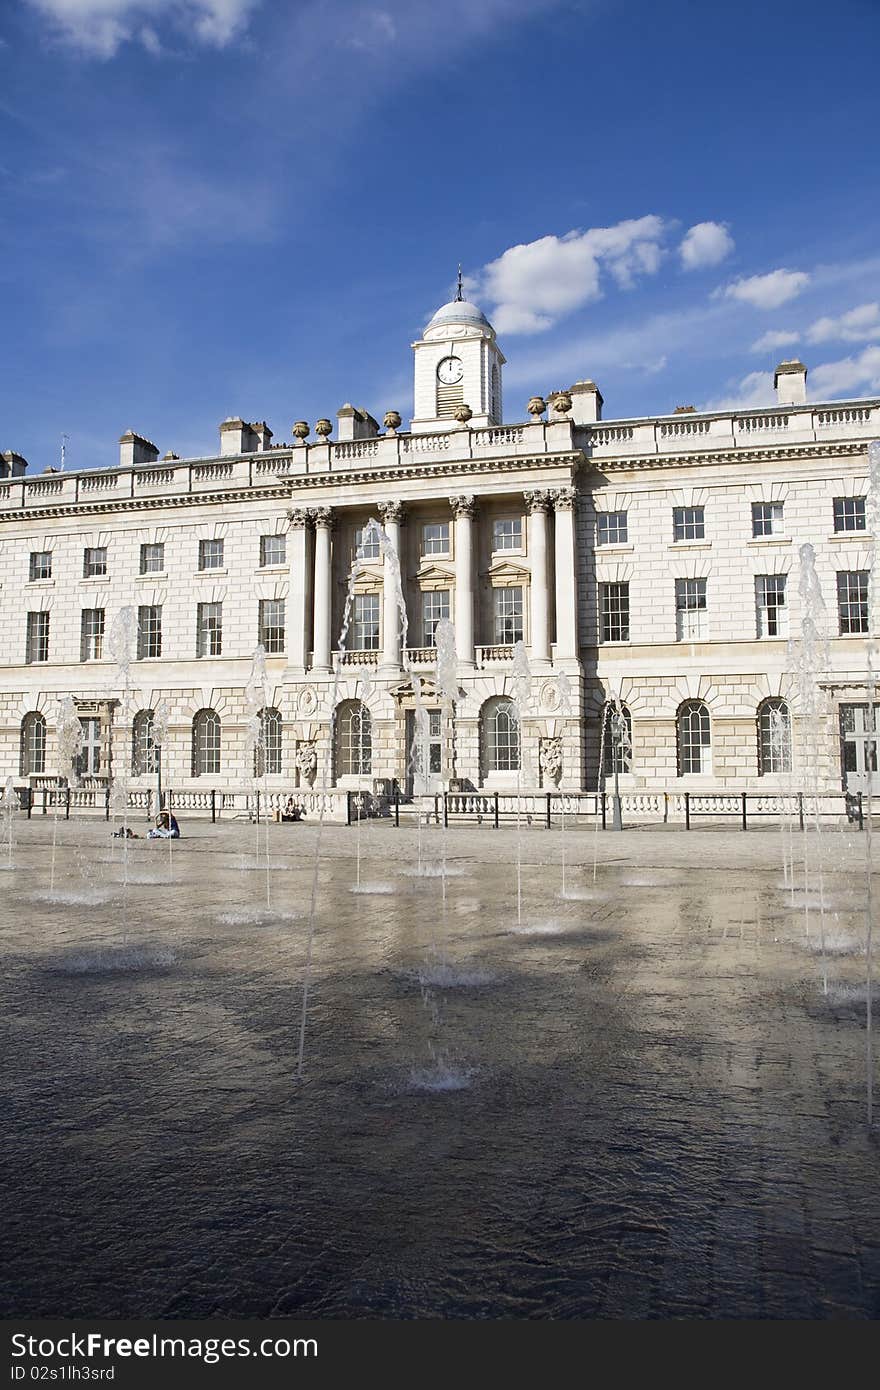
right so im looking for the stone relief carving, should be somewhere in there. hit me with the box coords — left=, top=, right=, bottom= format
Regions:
left=550, top=486, right=578, bottom=512
left=524, top=489, right=550, bottom=513
left=539, top=736, right=563, bottom=785
left=448, top=494, right=476, bottom=518
left=378, top=500, right=404, bottom=524
left=295, top=741, right=318, bottom=785
left=298, top=686, right=318, bottom=717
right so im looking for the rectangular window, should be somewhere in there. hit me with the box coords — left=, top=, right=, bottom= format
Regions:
left=259, top=534, right=286, bottom=567
left=83, top=547, right=107, bottom=577
left=80, top=608, right=105, bottom=661
left=422, top=522, right=450, bottom=556
left=259, top=598, right=285, bottom=654
left=25, top=611, right=50, bottom=663
left=755, top=575, right=788, bottom=637
left=492, top=518, right=522, bottom=551
left=596, top=511, right=628, bottom=545
left=422, top=589, right=450, bottom=647
left=198, top=538, right=224, bottom=570
left=840, top=703, right=880, bottom=779
left=197, top=601, right=223, bottom=657
left=599, top=581, right=630, bottom=643
left=351, top=593, right=380, bottom=651
left=833, top=496, right=866, bottom=533
left=493, top=586, right=524, bottom=645
left=752, top=501, right=784, bottom=537
left=140, top=543, right=164, bottom=574
left=837, top=570, right=869, bottom=634
left=354, top=525, right=380, bottom=560
left=675, top=577, right=708, bottom=640
left=29, top=551, right=52, bottom=581
left=76, top=717, right=101, bottom=777
left=137, top=605, right=162, bottom=659
left=672, top=506, right=705, bottom=542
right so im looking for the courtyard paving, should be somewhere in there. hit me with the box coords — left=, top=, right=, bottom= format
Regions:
left=1, top=812, right=879, bottom=1319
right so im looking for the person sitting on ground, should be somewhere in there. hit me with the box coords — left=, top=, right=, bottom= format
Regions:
left=147, top=809, right=180, bottom=839
left=280, top=795, right=303, bottom=822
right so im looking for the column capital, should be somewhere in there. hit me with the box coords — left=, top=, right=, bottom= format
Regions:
left=286, top=507, right=311, bottom=530
left=549, top=486, right=578, bottom=512
left=449, top=494, right=476, bottom=519
left=311, top=505, right=334, bottom=528
left=378, top=500, right=405, bottom=525
left=523, top=488, right=551, bottom=513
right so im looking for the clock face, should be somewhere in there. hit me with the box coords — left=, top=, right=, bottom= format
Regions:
left=437, top=356, right=464, bottom=385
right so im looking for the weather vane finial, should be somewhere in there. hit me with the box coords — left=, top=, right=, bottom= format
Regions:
left=455, top=263, right=463, bottom=302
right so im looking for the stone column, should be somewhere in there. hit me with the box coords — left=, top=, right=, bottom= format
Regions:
left=286, top=508, right=311, bottom=672
left=378, top=500, right=404, bottom=672
left=449, top=495, right=476, bottom=668
left=551, top=486, right=579, bottom=660
left=311, top=506, right=333, bottom=672
left=524, top=489, right=551, bottom=666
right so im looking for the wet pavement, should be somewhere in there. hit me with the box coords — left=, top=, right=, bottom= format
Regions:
left=1, top=815, right=879, bottom=1319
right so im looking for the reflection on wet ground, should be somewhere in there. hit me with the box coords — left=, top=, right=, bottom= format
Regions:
left=1, top=819, right=879, bottom=1319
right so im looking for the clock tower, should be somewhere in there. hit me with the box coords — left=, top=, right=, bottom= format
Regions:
left=411, top=274, right=506, bottom=434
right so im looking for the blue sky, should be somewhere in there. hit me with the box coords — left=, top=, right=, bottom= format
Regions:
left=2, top=0, right=880, bottom=471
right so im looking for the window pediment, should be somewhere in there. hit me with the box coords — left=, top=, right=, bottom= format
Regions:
left=417, top=562, right=455, bottom=587
left=486, top=559, right=529, bottom=583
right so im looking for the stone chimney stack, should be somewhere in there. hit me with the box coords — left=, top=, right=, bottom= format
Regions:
left=251, top=421, right=274, bottom=452
left=568, top=380, right=604, bottom=425
left=119, top=431, right=159, bottom=468
left=774, top=360, right=807, bottom=406
left=219, top=418, right=250, bottom=455
left=1, top=450, right=28, bottom=477
left=220, top=419, right=274, bottom=454
left=336, top=404, right=380, bottom=442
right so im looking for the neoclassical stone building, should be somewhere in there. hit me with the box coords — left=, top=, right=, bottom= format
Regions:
left=2, top=286, right=879, bottom=802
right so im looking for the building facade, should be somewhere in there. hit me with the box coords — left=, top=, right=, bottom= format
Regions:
left=2, top=289, right=880, bottom=802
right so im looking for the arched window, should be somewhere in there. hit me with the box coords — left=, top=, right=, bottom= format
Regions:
left=132, top=710, right=158, bottom=776
left=602, top=702, right=633, bottom=776
left=483, top=697, right=520, bottom=774
left=758, top=698, right=791, bottom=776
left=336, top=700, right=371, bottom=777
left=192, top=709, right=220, bottom=777
left=677, top=700, right=711, bottom=775
left=254, top=708, right=282, bottom=778
left=20, top=712, right=46, bottom=776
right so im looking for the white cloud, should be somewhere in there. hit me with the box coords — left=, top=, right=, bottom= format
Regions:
left=480, top=216, right=669, bottom=335
left=751, top=329, right=800, bottom=353
left=721, top=268, right=810, bottom=310
left=702, top=370, right=775, bottom=412
left=807, top=302, right=880, bottom=345
left=679, top=221, right=734, bottom=271
left=810, top=346, right=880, bottom=399
left=25, top=0, right=258, bottom=57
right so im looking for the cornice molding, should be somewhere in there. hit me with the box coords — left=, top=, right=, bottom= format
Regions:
left=0, top=486, right=292, bottom=524
left=595, top=441, right=873, bottom=473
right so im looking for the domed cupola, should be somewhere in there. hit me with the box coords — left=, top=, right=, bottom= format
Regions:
left=411, top=269, right=506, bottom=434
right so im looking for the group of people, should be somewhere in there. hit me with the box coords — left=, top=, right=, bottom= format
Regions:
left=113, top=799, right=304, bottom=839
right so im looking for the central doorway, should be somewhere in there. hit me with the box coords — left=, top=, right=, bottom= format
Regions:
left=405, top=708, right=443, bottom=795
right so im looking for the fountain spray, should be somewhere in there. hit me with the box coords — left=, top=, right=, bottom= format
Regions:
left=512, top=640, right=532, bottom=929
left=1, top=778, right=20, bottom=871
left=108, top=608, right=138, bottom=923
left=52, top=697, right=84, bottom=894
left=791, top=544, right=830, bottom=985
left=151, top=700, right=172, bottom=882
left=244, top=646, right=271, bottom=909
left=554, top=671, right=573, bottom=898
left=863, top=437, right=880, bottom=1126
